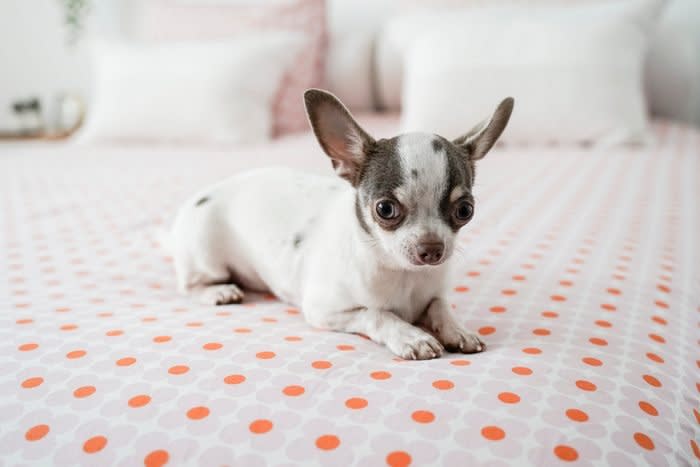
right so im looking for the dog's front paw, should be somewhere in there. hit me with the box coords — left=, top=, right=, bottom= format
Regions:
left=387, top=329, right=444, bottom=360
left=438, top=327, right=485, bottom=354
left=199, top=284, right=244, bottom=305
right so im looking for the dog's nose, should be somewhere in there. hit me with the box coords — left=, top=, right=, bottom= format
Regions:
left=416, top=242, right=445, bottom=265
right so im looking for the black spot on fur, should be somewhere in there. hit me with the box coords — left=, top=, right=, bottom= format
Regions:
left=355, top=194, right=372, bottom=235
left=293, top=233, right=304, bottom=248
left=431, top=138, right=443, bottom=153
left=434, top=136, right=474, bottom=231
left=411, top=169, right=419, bottom=179
left=195, top=196, right=210, bottom=207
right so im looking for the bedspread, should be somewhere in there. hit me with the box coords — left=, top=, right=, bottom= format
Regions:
left=1, top=118, right=698, bottom=466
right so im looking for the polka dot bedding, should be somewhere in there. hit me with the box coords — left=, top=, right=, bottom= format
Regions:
left=1, top=117, right=698, bottom=466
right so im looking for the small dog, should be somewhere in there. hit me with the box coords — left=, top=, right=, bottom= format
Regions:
left=168, top=89, right=513, bottom=359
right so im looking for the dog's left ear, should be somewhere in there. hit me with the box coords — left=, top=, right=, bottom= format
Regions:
left=304, top=89, right=374, bottom=186
left=453, top=97, right=514, bottom=161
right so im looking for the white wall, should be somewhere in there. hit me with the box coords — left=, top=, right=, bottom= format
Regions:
left=0, top=0, right=130, bottom=130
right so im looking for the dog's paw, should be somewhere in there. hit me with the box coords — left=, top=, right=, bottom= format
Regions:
left=439, top=327, right=485, bottom=354
left=387, top=329, right=444, bottom=360
left=199, top=284, right=244, bottom=305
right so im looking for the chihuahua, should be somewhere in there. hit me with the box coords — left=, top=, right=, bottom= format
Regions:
left=167, top=89, right=513, bottom=359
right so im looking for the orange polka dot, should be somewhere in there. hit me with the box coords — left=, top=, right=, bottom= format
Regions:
left=654, top=300, right=669, bottom=309
left=285, top=336, right=302, bottom=342
left=116, top=357, right=136, bottom=366
left=256, top=351, right=276, bottom=359
left=337, top=344, right=355, bottom=351
left=582, top=357, right=603, bottom=367
left=18, top=343, right=38, bottom=351
left=542, top=311, right=559, bottom=318
left=153, top=335, right=170, bottom=343
left=651, top=316, right=667, bottom=325
left=432, top=380, right=454, bottom=390
left=454, top=285, right=469, bottom=292
left=595, top=320, right=612, bottom=328
left=559, top=280, right=573, bottom=287
left=144, top=450, right=169, bottom=467
left=479, top=326, right=495, bottom=336
left=691, top=440, right=700, bottom=460
left=249, top=419, right=273, bottom=434
left=513, top=275, right=526, bottom=281
left=73, top=386, right=95, bottom=398
left=450, top=359, right=470, bottom=366
left=386, top=450, right=412, bottom=467
left=186, top=406, right=210, bottom=420
left=643, top=374, right=662, bottom=387
left=649, top=333, right=665, bottom=344
left=554, top=445, right=578, bottom=462
left=638, top=401, right=658, bottom=416
left=481, top=426, right=505, bottom=441
left=551, top=295, right=566, bottom=302
left=21, top=377, right=43, bottom=389
left=533, top=328, right=550, bottom=336
left=490, top=306, right=506, bottom=313
left=25, top=424, right=49, bottom=441
left=576, top=380, right=597, bottom=392
left=633, top=432, right=655, bottom=450
left=657, top=284, right=670, bottom=293
left=315, top=434, right=340, bottom=450
left=83, top=435, right=107, bottom=454
left=411, top=410, right=435, bottom=424
left=128, top=394, right=151, bottom=408
left=234, top=327, right=252, bottom=333
left=606, top=287, right=621, bottom=295
left=283, top=385, right=305, bottom=396
left=601, top=303, right=617, bottom=311
left=498, top=392, right=520, bottom=404
left=566, top=408, right=589, bottom=422
left=371, top=371, right=392, bottom=380
left=16, top=318, right=33, bottom=324
left=646, top=352, right=664, bottom=364
left=66, top=350, right=86, bottom=359
left=512, top=366, right=532, bottom=376
left=203, top=342, right=222, bottom=350
left=224, top=374, right=246, bottom=385
left=312, top=360, right=332, bottom=369
left=345, top=397, right=368, bottom=409
left=502, top=289, right=517, bottom=296
left=589, top=337, right=608, bottom=346
left=168, top=365, right=189, bottom=375
left=522, top=347, right=542, bottom=355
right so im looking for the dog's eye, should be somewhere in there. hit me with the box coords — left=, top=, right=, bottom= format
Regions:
left=376, top=200, right=400, bottom=220
left=454, top=201, right=474, bottom=223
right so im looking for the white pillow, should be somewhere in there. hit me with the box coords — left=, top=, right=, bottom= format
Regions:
left=400, top=0, right=664, bottom=144
left=80, top=33, right=303, bottom=145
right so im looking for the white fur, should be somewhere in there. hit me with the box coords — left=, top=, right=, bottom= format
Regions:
left=168, top=137, right=485, bottom=360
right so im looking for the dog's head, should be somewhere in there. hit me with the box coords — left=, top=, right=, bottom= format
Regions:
left=304, top=89, right=513, bottom=270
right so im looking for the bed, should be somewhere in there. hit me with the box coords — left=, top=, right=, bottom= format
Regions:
left=1, top=115, right=698, bottom=466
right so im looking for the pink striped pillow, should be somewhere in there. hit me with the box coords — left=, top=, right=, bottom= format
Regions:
left=137, top=0, right=326, bottom=136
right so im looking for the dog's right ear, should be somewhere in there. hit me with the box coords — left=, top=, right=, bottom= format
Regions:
left=304, top=89, right=374, bottom=186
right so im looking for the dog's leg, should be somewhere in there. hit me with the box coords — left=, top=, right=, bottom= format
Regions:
left=418, top=298, right=485, bottom=353
left=194, top=283, right=245, bottom=305
left=307, top=307, right=444, bottom=360
left=174, top=258, right=245, bottom=305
